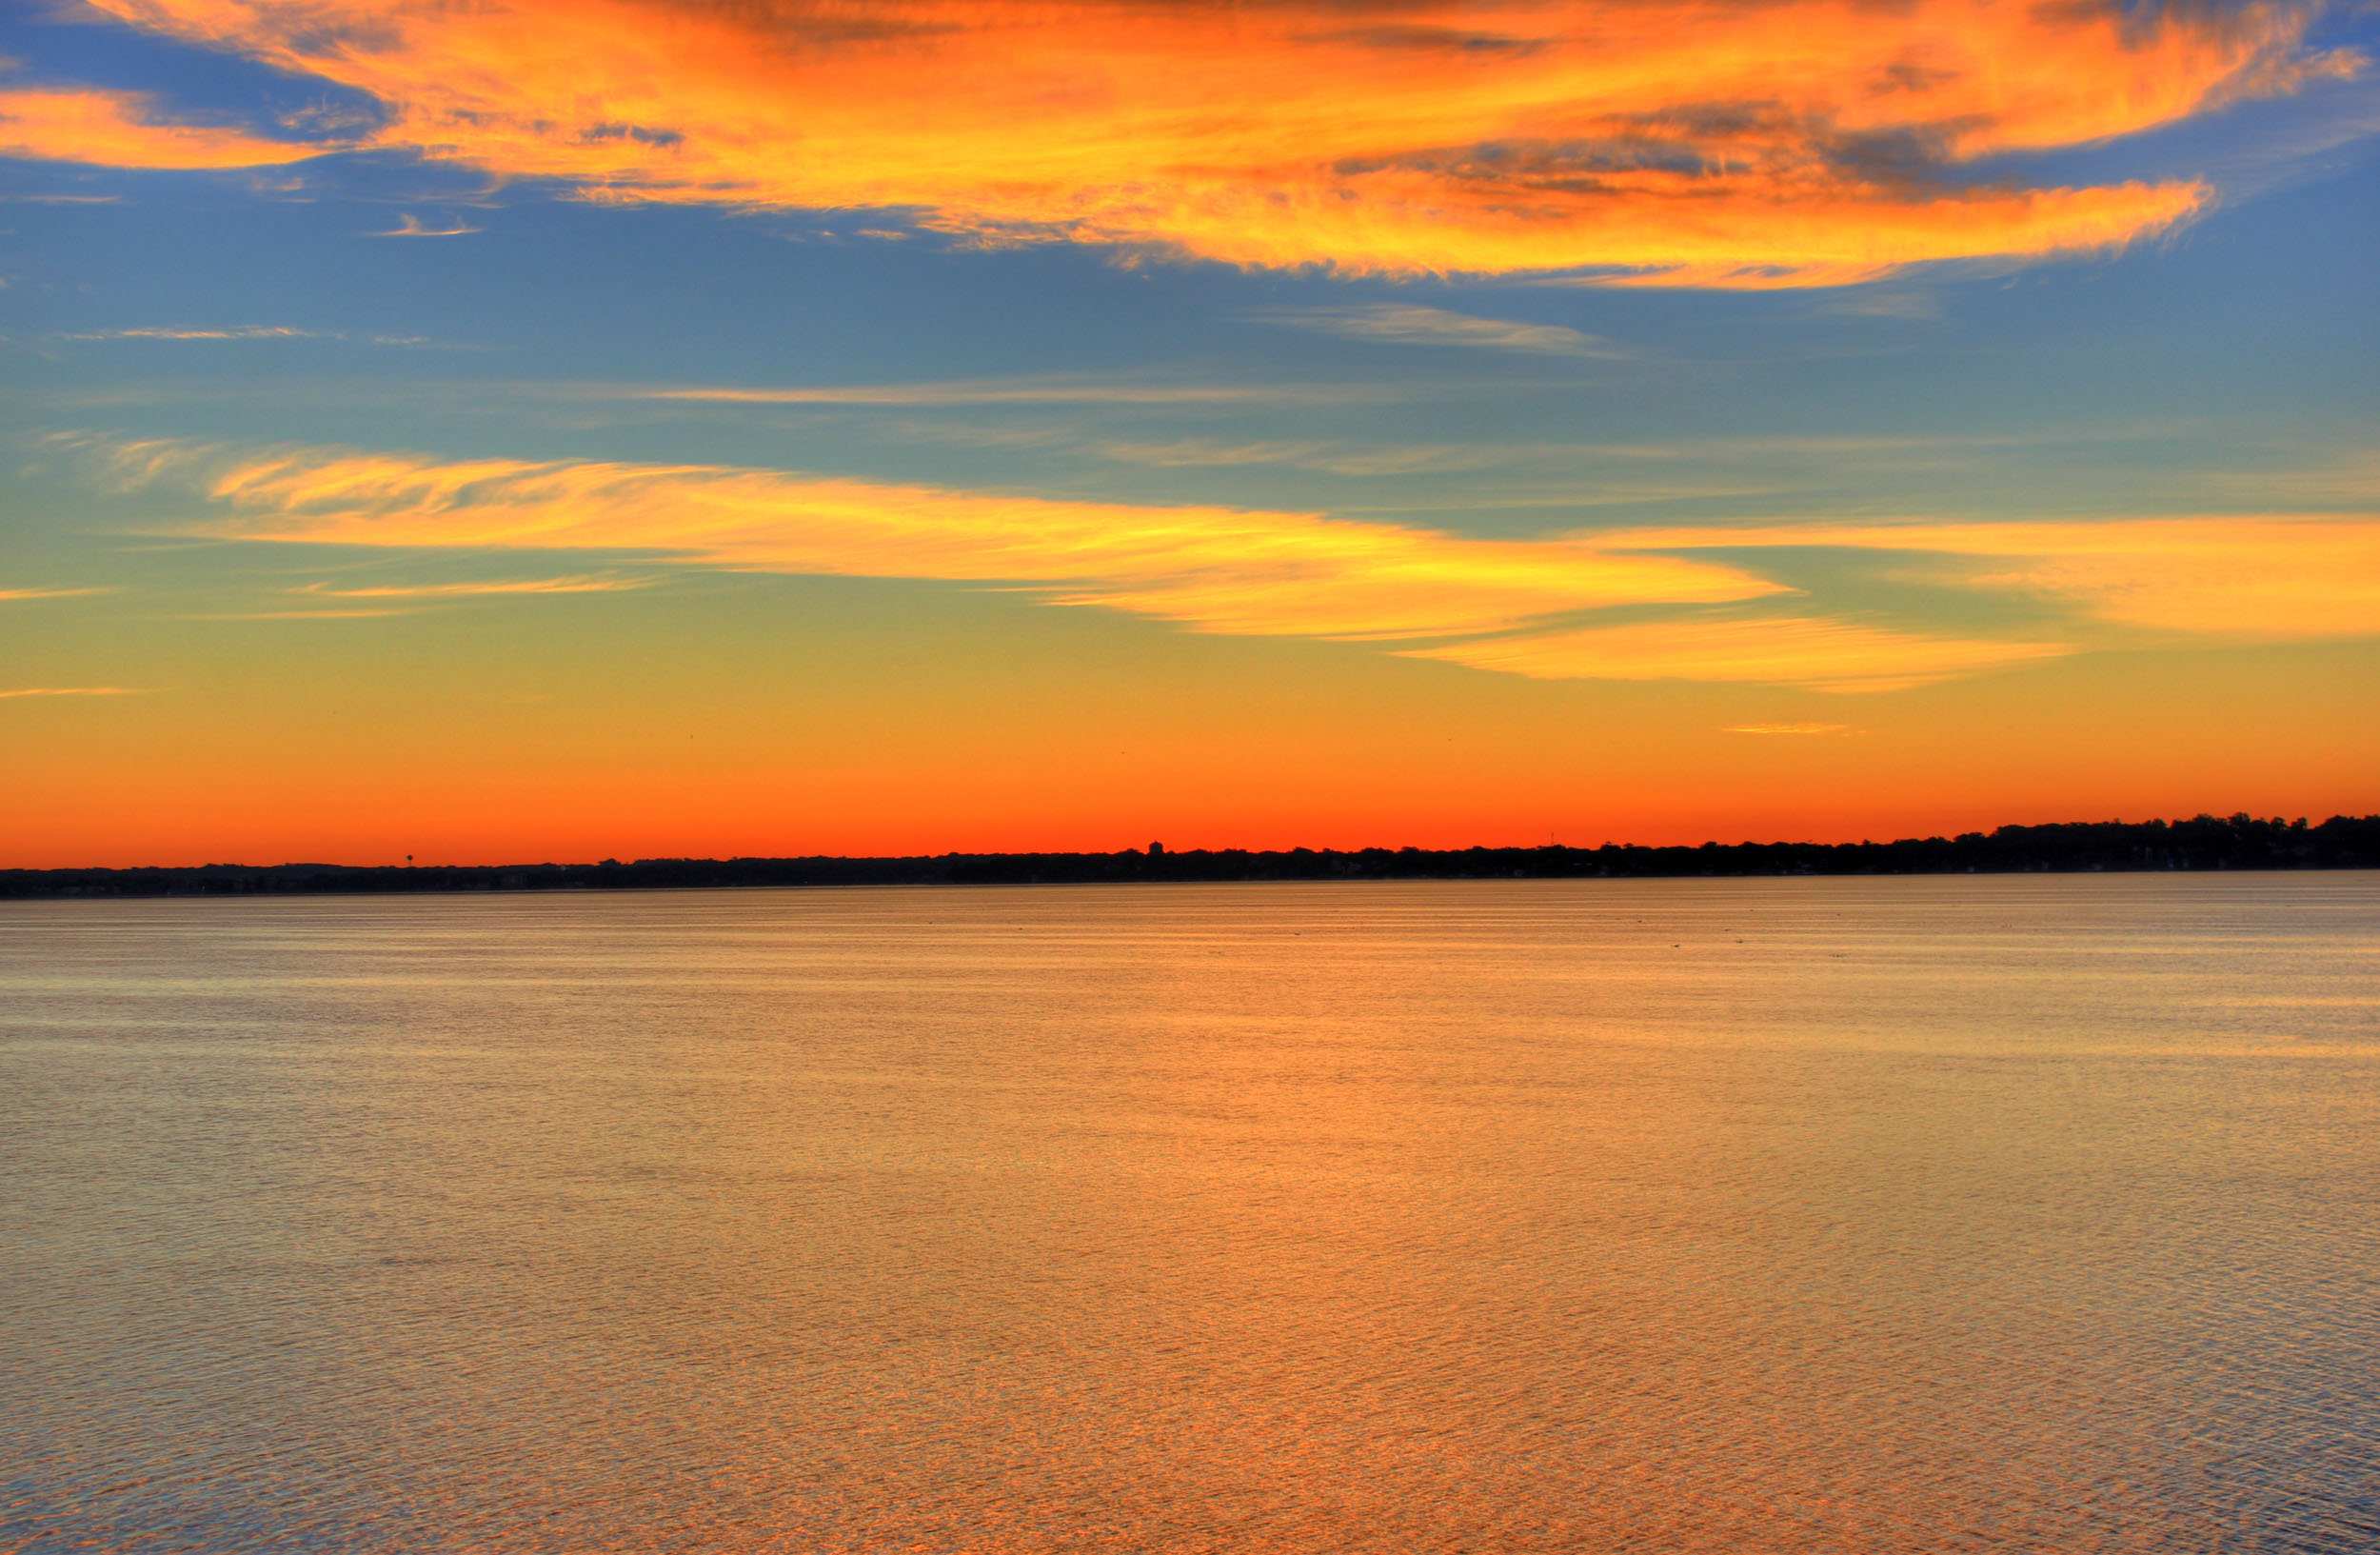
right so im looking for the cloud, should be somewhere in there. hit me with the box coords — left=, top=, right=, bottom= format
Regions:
left=367, top=212, right=481, bottom=237
left=1726, top=723, right=1861, bottom=735
left=0, top=86, right=322, bottom=169
left=111, top=439, right=1778, bottom=644
left=1410, top=615, right=2069, bottom=692
left=1079, top=439, right=1343, bottom=469
left=2197, top=449, right=2380, bottom=506
left=178, top=608, right=413, bottom=619
left=1256, top=305, right=1620, bottom=356
left=1601, top=517, right=2380, bottom=637
left=1809, top=290, right=1944, bottom=321
left=56, top=325, right=471, bottom=348
left=65, top=0, right=2363, bottom=284
left=0, top=586, right=110, bottom=601
left=0, top=686, right=149, bottom=698
left=638, top=380, right=1385, bottom=407
left=62, top=325, right=327, bottom=341
left=80, top=439, right=2380, bottom=690
left=289, top=574, right=651, bottom=598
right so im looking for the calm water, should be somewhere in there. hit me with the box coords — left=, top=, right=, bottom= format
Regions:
left=3, top=875, right=2376, bottom=1553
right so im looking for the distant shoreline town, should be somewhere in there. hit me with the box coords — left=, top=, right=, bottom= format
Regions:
left=6, top=814, right=2377, bottom=899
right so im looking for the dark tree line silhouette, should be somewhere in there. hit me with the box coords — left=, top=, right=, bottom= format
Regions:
left=7, top=813, right=2376, bottom=898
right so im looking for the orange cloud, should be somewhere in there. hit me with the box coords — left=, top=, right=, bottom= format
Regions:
left=1410, top=615, right=2069, bottom=691
left=1603, top=517, right=2380, bottom=637
left=137, top=443, right=1780, bottom=641
left=77, top=0, right=2356, bottom=282
left=0, top=86, right=319, bottom=169
left=96, top=440, right=2380, bottom=688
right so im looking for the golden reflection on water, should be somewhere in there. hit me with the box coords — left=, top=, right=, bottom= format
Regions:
left=3, top=876, right=2377, bottom=1552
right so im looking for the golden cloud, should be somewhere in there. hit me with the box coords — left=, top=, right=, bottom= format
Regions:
left=74, top=0, right=2358, bottom=282
left=1602, top=517, right=2380, bottom=637
left=1411, top=615, right=2069, bottom=691
left=163, top=444, right=1780, bottom=640
left=93, top=443, right=2380, bottom=690
left=0, top=87, right=318, bottom=169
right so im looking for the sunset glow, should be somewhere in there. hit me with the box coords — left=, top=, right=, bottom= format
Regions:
left=2, top=0, right=2374, bottom=864
left=56, top=0, right=2358, bottom=281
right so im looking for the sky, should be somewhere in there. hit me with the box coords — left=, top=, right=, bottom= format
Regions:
left=1, top=0, right=2375, bottom=867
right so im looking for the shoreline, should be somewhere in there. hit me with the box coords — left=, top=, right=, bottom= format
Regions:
left=9, top=814, right=2376, bottom=899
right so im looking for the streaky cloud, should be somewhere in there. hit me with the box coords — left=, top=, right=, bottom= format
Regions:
left=176, top=608, right=418, bottom=619
left=77, top=440, right=2380, bottom=690
left=367, top=212, right=482, bottom=237
left=1254, top=306, right=1622, bottom=356
left=55, top=326, right=476, bottom=349
left=289, top=575, right=653, bottom=598
left=639, top=381, right=1394, bottom=407
left=1410, top=615, right=2069, bottom=692
left=63, top=326, right=327, bottom=341
left=1602, top=517, right=2380, bottom=637
left=103, top=437, right=1780, bottom=646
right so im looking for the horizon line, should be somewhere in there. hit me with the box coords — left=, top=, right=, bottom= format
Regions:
left=7, top=813, right=2375, bottom=891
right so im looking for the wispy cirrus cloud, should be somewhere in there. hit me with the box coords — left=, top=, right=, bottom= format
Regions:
left=638, top=380, right=1390, bottom=408
left=1255, top=305, right=1621, bottom=356
left=104, top=438, right=1780, bottom=644
left=62, top=325, right=324, bottom=341
left=1600, top=518, right=2380, bottom=636
left=76, top=438, right=2380, bottom=691
left=0, top=685, right=150, bottom=698
left=57, top=326, right=470, bottom=347
left=178, top=608, right=413, bottom=620
left=1412, top=615, right=2068, bottom=692
left=55, top=0, right=2366, bottom=285
left=1080, top=438, right=1514, bottom=478
left=289, top=574, right=652, bottom=599
left=0, top=586, right=111, bottom=601
left=367, top=212, right=481, bottom=237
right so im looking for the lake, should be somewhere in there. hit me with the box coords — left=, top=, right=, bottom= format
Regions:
left=3, top=875, right=2376, bottom=1552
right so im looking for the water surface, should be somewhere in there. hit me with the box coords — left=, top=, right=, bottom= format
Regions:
left=4, top=875, right=2376, bottom=1551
